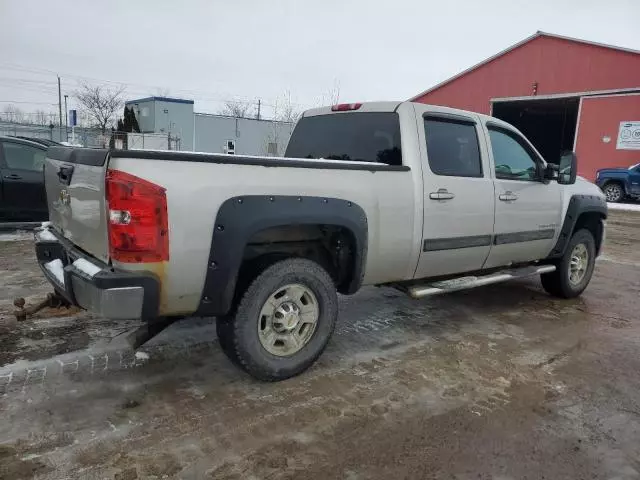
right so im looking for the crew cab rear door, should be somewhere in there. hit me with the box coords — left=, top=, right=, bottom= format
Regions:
left=481, top=122, right=561, bottom=269
left=413, top=106, right=495, bottom=278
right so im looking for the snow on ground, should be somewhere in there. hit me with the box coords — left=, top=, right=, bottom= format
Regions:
left=608, top=202, right=640, bottom=212
left=0, top=230, right=32, bottom=242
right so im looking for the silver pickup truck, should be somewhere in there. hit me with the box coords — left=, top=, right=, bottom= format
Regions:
left=34, top=101, right=607, bottom=380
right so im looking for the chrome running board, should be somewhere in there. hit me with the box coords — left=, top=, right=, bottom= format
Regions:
left=406, top=265, right=556, bottom=299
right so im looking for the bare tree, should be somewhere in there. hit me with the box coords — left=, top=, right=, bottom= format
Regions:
left=154, top=87, right=172, bottom=97
left=316, top=79, right=341, bottom=107
left=273, top=91, right=302, bottom=123
left=75, top=82, right=125, bottom=133
left=218, top=100, right=253, bottom=118
left=34, top=110, right=52, bottom=126
left=2, top=104, right=25, bottom=123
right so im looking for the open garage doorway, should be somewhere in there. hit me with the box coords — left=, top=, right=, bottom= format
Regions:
left=492, top=97, right=579, bottom=165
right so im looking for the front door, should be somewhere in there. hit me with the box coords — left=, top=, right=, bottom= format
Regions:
left=414, top=110, right=495, bottom=279
left=482, top=125, right=562, bottom=269
left=629, top=164, right=640, bottom=195
left=0, top=141, right=48, bottom=221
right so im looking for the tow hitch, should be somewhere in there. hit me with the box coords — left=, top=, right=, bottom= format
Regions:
left=13, top=293, right=71, bottom=321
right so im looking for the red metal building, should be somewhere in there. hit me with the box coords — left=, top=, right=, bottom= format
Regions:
left=411, top=32, right=640, bottom=180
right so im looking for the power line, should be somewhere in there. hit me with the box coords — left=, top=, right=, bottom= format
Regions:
left=0, top=100, right=59, bottom=105
left=0, top=63, right=313, bottom=109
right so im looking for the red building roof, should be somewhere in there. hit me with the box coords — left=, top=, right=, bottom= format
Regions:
left=411, top=32, right=640, bottom=115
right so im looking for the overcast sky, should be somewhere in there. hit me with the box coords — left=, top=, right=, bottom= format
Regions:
left=1, top=0, right=639, bottom=120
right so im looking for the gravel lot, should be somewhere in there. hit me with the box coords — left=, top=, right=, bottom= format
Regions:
left=1, top=211, right=639, bottom=479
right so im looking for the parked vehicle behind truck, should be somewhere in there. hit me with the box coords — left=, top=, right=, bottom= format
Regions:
left=0, top=136, right=49, bottom=222
left=595, top=163, right=640, bottom=203
left=33, top=101, right=607, bottom=380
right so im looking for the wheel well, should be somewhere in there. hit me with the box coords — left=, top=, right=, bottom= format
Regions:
left=574, top=212, right=605, bottom=255
left=239, top=224, right=357, bottom=294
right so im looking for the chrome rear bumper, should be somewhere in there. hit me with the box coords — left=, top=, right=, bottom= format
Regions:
left=34, top=226, right=159, bottom=320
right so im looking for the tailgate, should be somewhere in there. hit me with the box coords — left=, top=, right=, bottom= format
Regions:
left=44, top=147, right=110, bottom=263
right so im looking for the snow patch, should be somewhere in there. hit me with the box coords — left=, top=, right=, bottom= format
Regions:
left=134, top=351, right=150, bottom=360
left=37, top=229, right=58, bottom=242
left=73, top=258, right=102, bottom=277
left=0, top=231, right=32, bottom=242
left=41, top=221, right=51, bottom=228
left=44, top=259, right=65, bottom=286
left=607, top=202, right=640, bottom=212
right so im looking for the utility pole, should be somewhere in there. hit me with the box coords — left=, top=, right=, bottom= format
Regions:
left=256, top=99, right=261, bottom=120
left=63, top=95, right=69, bottom=141
left=57, top=76, right=63, bottom=141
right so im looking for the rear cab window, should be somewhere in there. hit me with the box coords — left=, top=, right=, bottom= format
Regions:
left=285, top=112, right=402, bottom=166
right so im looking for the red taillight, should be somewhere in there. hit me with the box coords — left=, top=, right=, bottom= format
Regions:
left=106, top=169, right=169, bottom=263
left=331, top=103, right=362, bottom=112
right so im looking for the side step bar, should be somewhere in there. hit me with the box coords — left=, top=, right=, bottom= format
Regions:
left=405, top=265, right=556, bottom=299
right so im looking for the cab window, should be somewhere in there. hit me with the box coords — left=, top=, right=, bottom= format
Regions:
left=488, top=128, right=540, bottom=181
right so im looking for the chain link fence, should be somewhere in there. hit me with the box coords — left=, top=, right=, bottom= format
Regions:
left=0, top=122, right=177, bottom=150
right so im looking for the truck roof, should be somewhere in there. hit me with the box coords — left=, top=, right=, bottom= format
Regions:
left=302, top=101, right=510, bottom=129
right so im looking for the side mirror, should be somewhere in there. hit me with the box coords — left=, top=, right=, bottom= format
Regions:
left=543, top=163, right=558, bottom=181
left=558, top=151, right=577, bottom=185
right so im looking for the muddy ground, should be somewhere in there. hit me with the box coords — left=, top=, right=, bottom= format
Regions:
left=0, top=211, right=639, bottom=479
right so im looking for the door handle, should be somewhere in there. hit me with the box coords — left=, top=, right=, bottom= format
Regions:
left=429, top=188, right=455, bottom=200
left=499, top=191, right=518, bottom=202
left=3, top=174, right=22, bottom=180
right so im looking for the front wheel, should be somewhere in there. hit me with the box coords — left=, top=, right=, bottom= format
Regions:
left=221, top=258, right=338, bottom=381
left=541, top=229, right=596, bottom=298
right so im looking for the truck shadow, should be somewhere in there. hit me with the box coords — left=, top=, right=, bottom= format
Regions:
left=0, top=278, right=590, bottom=398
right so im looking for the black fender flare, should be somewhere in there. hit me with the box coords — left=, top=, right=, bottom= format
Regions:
left=195, top=195, right=368, bottom=317
left=547, top=194, right=607, bottom=259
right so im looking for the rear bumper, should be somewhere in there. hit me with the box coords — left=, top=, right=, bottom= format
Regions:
left=34, top=226, right=160, bottom=320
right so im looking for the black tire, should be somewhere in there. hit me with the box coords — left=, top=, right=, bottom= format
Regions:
left=602, top=182, right=624, bottom=203
left=541, top=229, right=596, bottom=298
left=216, top=256, right=282, bottom=368
left=223, top=258, right=338, bottom=381
left=216, top=316, right=241, bottom=367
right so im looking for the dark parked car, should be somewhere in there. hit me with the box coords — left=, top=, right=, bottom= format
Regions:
left=14, top=136, right=62, bottom=147
left=595, top=163, right=640, bottom=203
left=0, top=136, right=49, bottom=222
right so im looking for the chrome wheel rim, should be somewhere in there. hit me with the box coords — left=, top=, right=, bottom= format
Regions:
left=258, top=283, right=319, bottom=356
left=604, top=184, right=621, bottom=202
left=568, top=243, right=589, bottom=285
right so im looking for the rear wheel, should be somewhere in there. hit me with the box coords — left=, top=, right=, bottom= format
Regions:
left=603, top=182, right=624, bottom=203
left=541, top=229, right=596, bottom=298
left=221, top=258, right=338, bottom=381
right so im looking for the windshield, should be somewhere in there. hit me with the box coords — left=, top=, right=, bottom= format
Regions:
left=285, top=112, right=402, bottom=166
left=629, top=163, right=640, bottom=170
